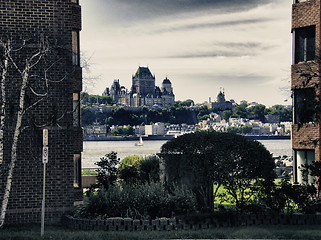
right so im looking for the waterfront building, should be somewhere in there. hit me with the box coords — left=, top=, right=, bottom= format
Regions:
left=291, top=0, right=320, bottom=184
left=145, top=122, right=166, bottom=136
left=0, top=0, right=83, bottom=224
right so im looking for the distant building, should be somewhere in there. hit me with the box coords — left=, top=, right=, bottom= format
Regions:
left=105, top=67, right=175, bottom=108
left=208, top=91, right=233, bottom=111
left=145, top=122, right=165, bottom=136
left=264, top=115, right=281, bottom=124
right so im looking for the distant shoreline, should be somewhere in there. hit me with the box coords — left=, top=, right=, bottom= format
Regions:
left=83, top=135, right=290, bottom=141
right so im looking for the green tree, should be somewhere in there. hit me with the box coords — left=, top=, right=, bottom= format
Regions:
left=197, top=105, right=209, bottom=122
left=94, top=152, right=120, bottom=190
left=222, top=110, right=232, bottom=121
left=139, top=155, right=160, bottom=183
left=266, top=105, right=292, bottom=122
left=175, top=99, right=194, bottom=108
left=118, top=155, right=160, bottom=184
left=160, top=131, right=275, bottom=212
left=232, top=103, right=248, bottom=118
left=248, top=104, right=266, bottom=122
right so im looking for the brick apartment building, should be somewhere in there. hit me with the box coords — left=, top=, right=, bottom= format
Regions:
left=0, top=0, right=83, bottom=224
left=292, top=0, right=321, bottom=184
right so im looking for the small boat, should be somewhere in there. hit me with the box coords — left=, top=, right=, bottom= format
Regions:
left=135, top=136, right=144, bottom=146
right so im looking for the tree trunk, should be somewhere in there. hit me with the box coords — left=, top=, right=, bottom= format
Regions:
left=0, top=65, right=29, bottom=228
left=0, top=57, right=8, bottom=166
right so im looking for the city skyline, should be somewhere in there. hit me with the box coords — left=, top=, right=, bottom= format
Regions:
left=80, top=0, right=292, bottom=107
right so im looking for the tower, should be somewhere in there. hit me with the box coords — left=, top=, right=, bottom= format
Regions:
left=132, top=67, right=155, bottom=96
left=0, top=0, right=83, bottom=224
left=291, top=0, right=320, bottom=184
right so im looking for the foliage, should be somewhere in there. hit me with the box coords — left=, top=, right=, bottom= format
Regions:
left=222, top=110, right=232, bottom=121
left=139, top=155, right=160, bottom=183
left=111, top=125, right=134, bottom=136
left=81, top=92, right=112, bottom=105
left=94, top=152, right=120, bottom=190
left=75, top=182, right=196, bottom=220
left=175, top=99, right=194, bottom=108
left=265, top=105, right=292, bottom=122
left=81, top=105, right=198, bottom=127
left=301, top=161, right=321, bottom=197
left=232, top=103, right=248, bottom=119
left=160, top=131, right=276, bottom=212
left=196, top=105, right=209, bottom=122
left=81, top=169, right=97, bottom=176
left=227, top=125, right=252, bottom=134
left=247, top=104, right=266, bottom=122
left=117, top=155, right=160, bottom=184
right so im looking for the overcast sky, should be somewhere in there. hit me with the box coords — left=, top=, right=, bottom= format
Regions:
left=80, top=0, right=292, bottom=107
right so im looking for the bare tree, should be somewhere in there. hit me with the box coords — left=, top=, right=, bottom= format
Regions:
left=0, top=36, right=64, bottom=227
left=80, top=51, right=100, bottom=93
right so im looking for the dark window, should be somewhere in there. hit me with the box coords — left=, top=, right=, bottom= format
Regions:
left=74, top=154, right=81, bottom=188
left=295, top=26, right=315, bottom=64
left=294, top=88, right=315, bottom=124
left=73, top=92, right=80, bottom=127
left=72, top=31, right=80, bottom=66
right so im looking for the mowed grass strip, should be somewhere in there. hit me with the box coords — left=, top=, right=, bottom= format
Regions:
left=1, top=224, right=321, bottom=240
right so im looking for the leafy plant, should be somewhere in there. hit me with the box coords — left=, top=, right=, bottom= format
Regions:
left=94, top=151, right=119, bottom=190
left=75, top=182, right=196, bottom=220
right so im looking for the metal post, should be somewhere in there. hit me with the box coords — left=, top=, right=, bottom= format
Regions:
left=41, top=162, right=46, bottom=237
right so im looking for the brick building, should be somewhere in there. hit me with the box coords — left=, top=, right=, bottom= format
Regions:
left=0, top=0, right=83, bottom=224
left=291, top=0, right=321, bottom=184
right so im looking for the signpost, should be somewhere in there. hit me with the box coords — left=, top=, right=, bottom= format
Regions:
left=41, top=129, right=48, bottom=237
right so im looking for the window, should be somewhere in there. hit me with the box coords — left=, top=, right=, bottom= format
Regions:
left=293, top=88, right=315, bottom=124
left=74, top=154, right=81, bottom=188
left=294, top=26, right=315, bottom=64
left=294, top=150, right=315, bottom=184
left=73, top=92, right=80, bottom=127
left=72, top=31, right=80, bottom=66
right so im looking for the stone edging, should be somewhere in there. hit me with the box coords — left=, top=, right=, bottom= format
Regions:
left=63, top=213, right=321, bottom=231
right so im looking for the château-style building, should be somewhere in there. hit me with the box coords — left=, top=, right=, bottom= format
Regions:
left=0, top=0, right=83, bottom=224
left=103, top=67, right=175, bottom=108
left=291, top=0, right=320, bottom=184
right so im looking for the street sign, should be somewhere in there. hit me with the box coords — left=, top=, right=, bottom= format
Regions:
left=43, top=129, right=48, bottom=146
left=42, top=146, right=48, bottom=163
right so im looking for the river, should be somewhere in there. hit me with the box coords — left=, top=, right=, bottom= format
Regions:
left=82, top=139, right=291, bottom=168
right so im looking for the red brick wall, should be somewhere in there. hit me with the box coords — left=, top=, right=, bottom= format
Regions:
left=0, top=0, right=83, bottom=225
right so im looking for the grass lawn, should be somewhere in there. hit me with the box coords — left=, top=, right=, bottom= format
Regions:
left=1, top=224, right=321, bottom=240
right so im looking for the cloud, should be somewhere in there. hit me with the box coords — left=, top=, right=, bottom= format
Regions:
left=89, top=0, right=277, bottom=24
left=153, top=18, right=272, bottom=34
left=167, top=51, right=254, bottom=59
left=164, top=41, right=272, bottom=59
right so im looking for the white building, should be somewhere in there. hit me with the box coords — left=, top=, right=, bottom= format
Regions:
left=145, top=122, right=165, bottom=136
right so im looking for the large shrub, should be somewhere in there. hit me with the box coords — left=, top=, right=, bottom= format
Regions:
left=75, top=182, right=196, bottom=220
left=160, top=131, right=276, bottom=212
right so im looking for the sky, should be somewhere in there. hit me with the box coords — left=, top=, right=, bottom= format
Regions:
left=79, top=0, right=292, bottom=107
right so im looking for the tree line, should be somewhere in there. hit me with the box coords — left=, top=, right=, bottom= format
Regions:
left=81, top=93, right=292, bottom=127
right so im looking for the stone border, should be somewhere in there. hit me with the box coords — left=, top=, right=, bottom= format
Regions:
left=63, top=213, right=321, bottom=231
